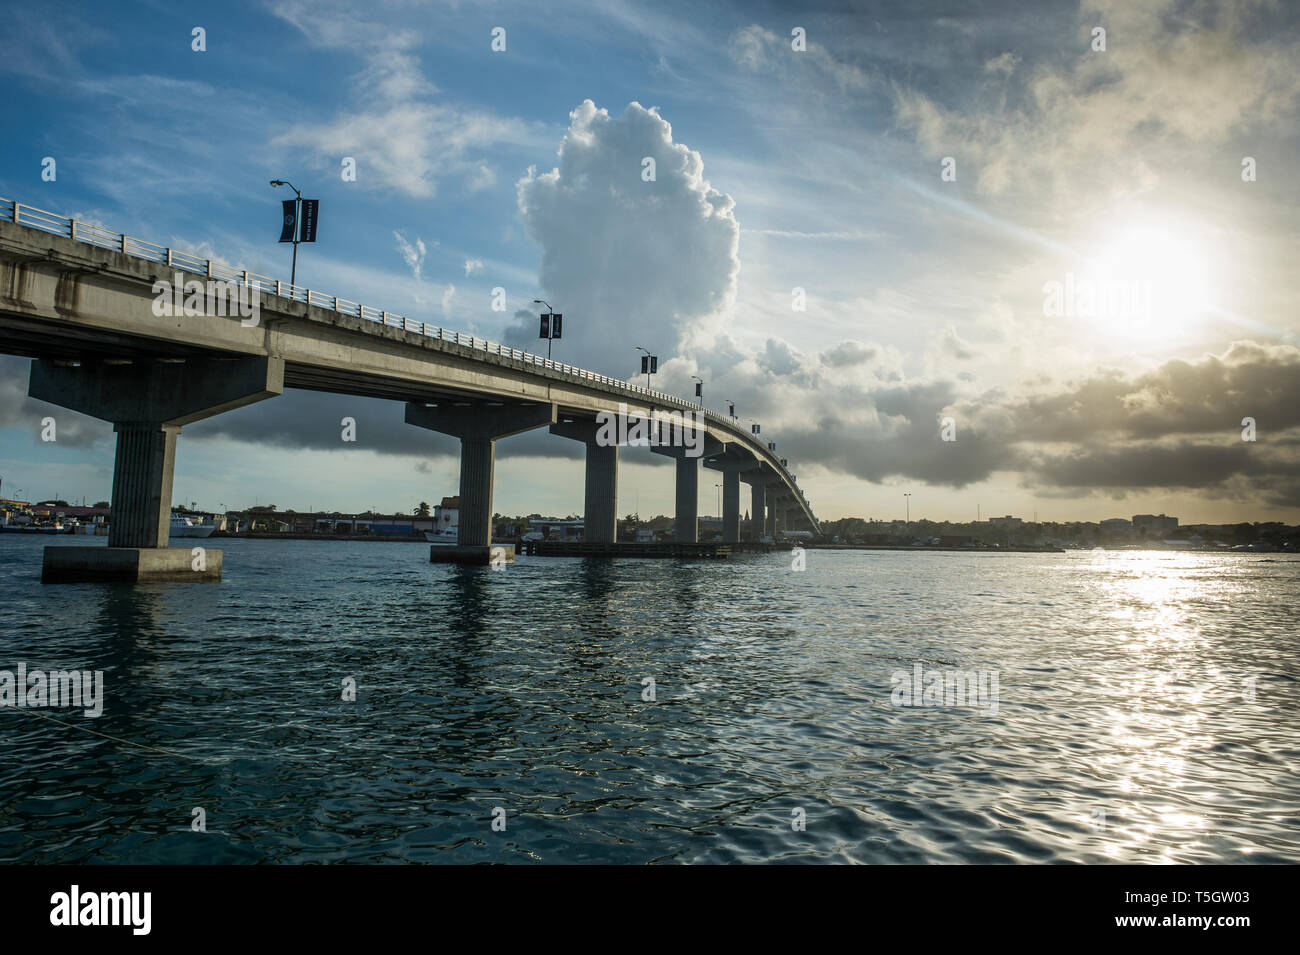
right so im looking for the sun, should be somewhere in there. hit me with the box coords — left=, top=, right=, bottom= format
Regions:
left=1080, top=220, right=1214, bottom=344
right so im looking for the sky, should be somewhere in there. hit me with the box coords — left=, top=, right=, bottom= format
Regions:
left=1, top=0, right=1298, bottom=524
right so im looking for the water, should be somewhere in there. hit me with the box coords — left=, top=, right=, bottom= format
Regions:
left=1, top=536, right=1297, bottom=864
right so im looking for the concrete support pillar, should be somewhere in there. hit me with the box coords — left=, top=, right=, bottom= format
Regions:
left=652, top=432, right=722, bottom=546
left=765, top=493, right=780, bottom=538
left=585, top=442, right=618, bottom=543
left=458, top=438, right=495, bottom=547
left=722, top=469, right=740, bottom=543
left=550, top=417, right=618, bottom=544
left=407, top=399, right=555, bottom=563
left=674, top=456, right=699, bottom=543
left=750, top=482, right=765, bottom=540
left=28, top=357, right=283, bottom=583
left=109, top=423, right=180, bottom=548
left=650, top=431, right=722, bottom=548
left=705, top=449, right=757, bottom=544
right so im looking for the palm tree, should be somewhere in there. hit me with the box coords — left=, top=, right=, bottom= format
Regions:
left=415, top=501, right=431, bottom=517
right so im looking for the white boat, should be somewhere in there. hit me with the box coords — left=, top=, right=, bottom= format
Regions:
left=171, top=515, right=216, bottom=538
left=425, top=527, right=459, bottom=544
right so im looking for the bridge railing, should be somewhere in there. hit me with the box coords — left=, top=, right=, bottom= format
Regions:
left=1, top=195, right=814, bottom=524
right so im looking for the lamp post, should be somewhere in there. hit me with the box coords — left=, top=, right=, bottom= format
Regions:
left=725, top=399, right=736, bottom=418
left=533, top=299, right=560, bottom=360
left=691, top=375, right=703, bottom=401
left=634, top=346, right=656, bottom=389
left=270, top=179, right=303, bottom=287
left=904, top=492, right=912, bottom=539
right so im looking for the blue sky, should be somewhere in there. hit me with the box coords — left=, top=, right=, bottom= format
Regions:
left=3, top=0, right=1300, bottom=523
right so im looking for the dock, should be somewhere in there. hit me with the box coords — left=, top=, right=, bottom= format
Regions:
left=519, top=540, right=734, bottom=559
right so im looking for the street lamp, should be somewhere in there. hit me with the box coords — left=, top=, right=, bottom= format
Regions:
left=715, top=482, right=722, bottom=519
left=725, top=399, right=736, bottom=418
left=634, top=346, right=657, bottom=389
left=270, top=179, right=304, bottom=287
left=690, top=375, right=703, bottom=400
left=533, top=299, right=562, bottom=360
left=904, top=492, right=912, bottom=538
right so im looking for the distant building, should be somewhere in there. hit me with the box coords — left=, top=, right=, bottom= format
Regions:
left=988, top=515, right=1023, bottom=527
left=1132, top=513, right=1179, bottom=534
left=434, top=496, right=459, bottom=533
left=529, top=519, right=584, bottom=540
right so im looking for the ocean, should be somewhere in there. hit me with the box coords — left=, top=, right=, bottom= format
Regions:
left=2, top=536, right=1297, bottom=863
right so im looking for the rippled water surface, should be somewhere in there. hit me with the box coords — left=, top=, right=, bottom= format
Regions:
left=2, top=536, right=1297, bottom=863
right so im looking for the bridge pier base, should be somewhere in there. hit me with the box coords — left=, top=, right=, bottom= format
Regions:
left=406, top=399, right=555, bottom=564
left=549, top=417, right=618, bottom=544
left=28, top=357, right=283, bottom=583
left=42, top=546, right=222, bottom=584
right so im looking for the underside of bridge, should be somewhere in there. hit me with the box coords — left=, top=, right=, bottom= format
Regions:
left=30, top=356, right=284, bottom=582
left=1, top=215, right=818, bottom=580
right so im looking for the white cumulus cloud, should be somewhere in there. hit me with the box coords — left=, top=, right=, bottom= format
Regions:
left=508, top=100, right=740, bottom=374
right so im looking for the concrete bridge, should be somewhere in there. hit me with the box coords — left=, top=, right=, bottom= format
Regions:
left=0, top=197, right=818, bottom=581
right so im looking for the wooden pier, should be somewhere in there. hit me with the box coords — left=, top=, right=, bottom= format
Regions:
left=519, top=540, right=733, bottom=559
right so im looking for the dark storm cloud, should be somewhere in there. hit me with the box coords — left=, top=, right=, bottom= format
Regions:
left=776, top=342, right=1300, bottom=502
left=1009, top=342, right=1300, bottom=443
left=0, top=356, right=110, bottom=449
left=185, top=389, right=584, bottom=462
left=1030, top=443, right=1260, bottom=489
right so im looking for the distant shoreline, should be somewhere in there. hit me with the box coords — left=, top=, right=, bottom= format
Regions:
left=209, top=534, right=1066, bottom=552
left=812, top=543, right=1064, bottom=553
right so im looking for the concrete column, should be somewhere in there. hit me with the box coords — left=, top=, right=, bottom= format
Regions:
left=652, top=430, right=722, bottom=546
left=674, top=456, right=699, bottom=543
left=585, top=442, right=618, bottom=543
left=722, top=469, right=740, bottom=542
left=550, top=417, right=618, bottom=544
left=750, top=482, right=765, bottom=540
left=29, top=357, right=283, bottom=583
left=705, top=449, right=759, bottom=544
left=407, top=399, right=555, bottom=563
left=109, top=423, right=179, bottom=548
left=765, top=493, right=780, bottom=538
left=458, top=438, right=495, bottom=547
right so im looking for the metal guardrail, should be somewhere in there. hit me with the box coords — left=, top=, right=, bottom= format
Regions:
left=0, top=196, right=814, bottom=520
